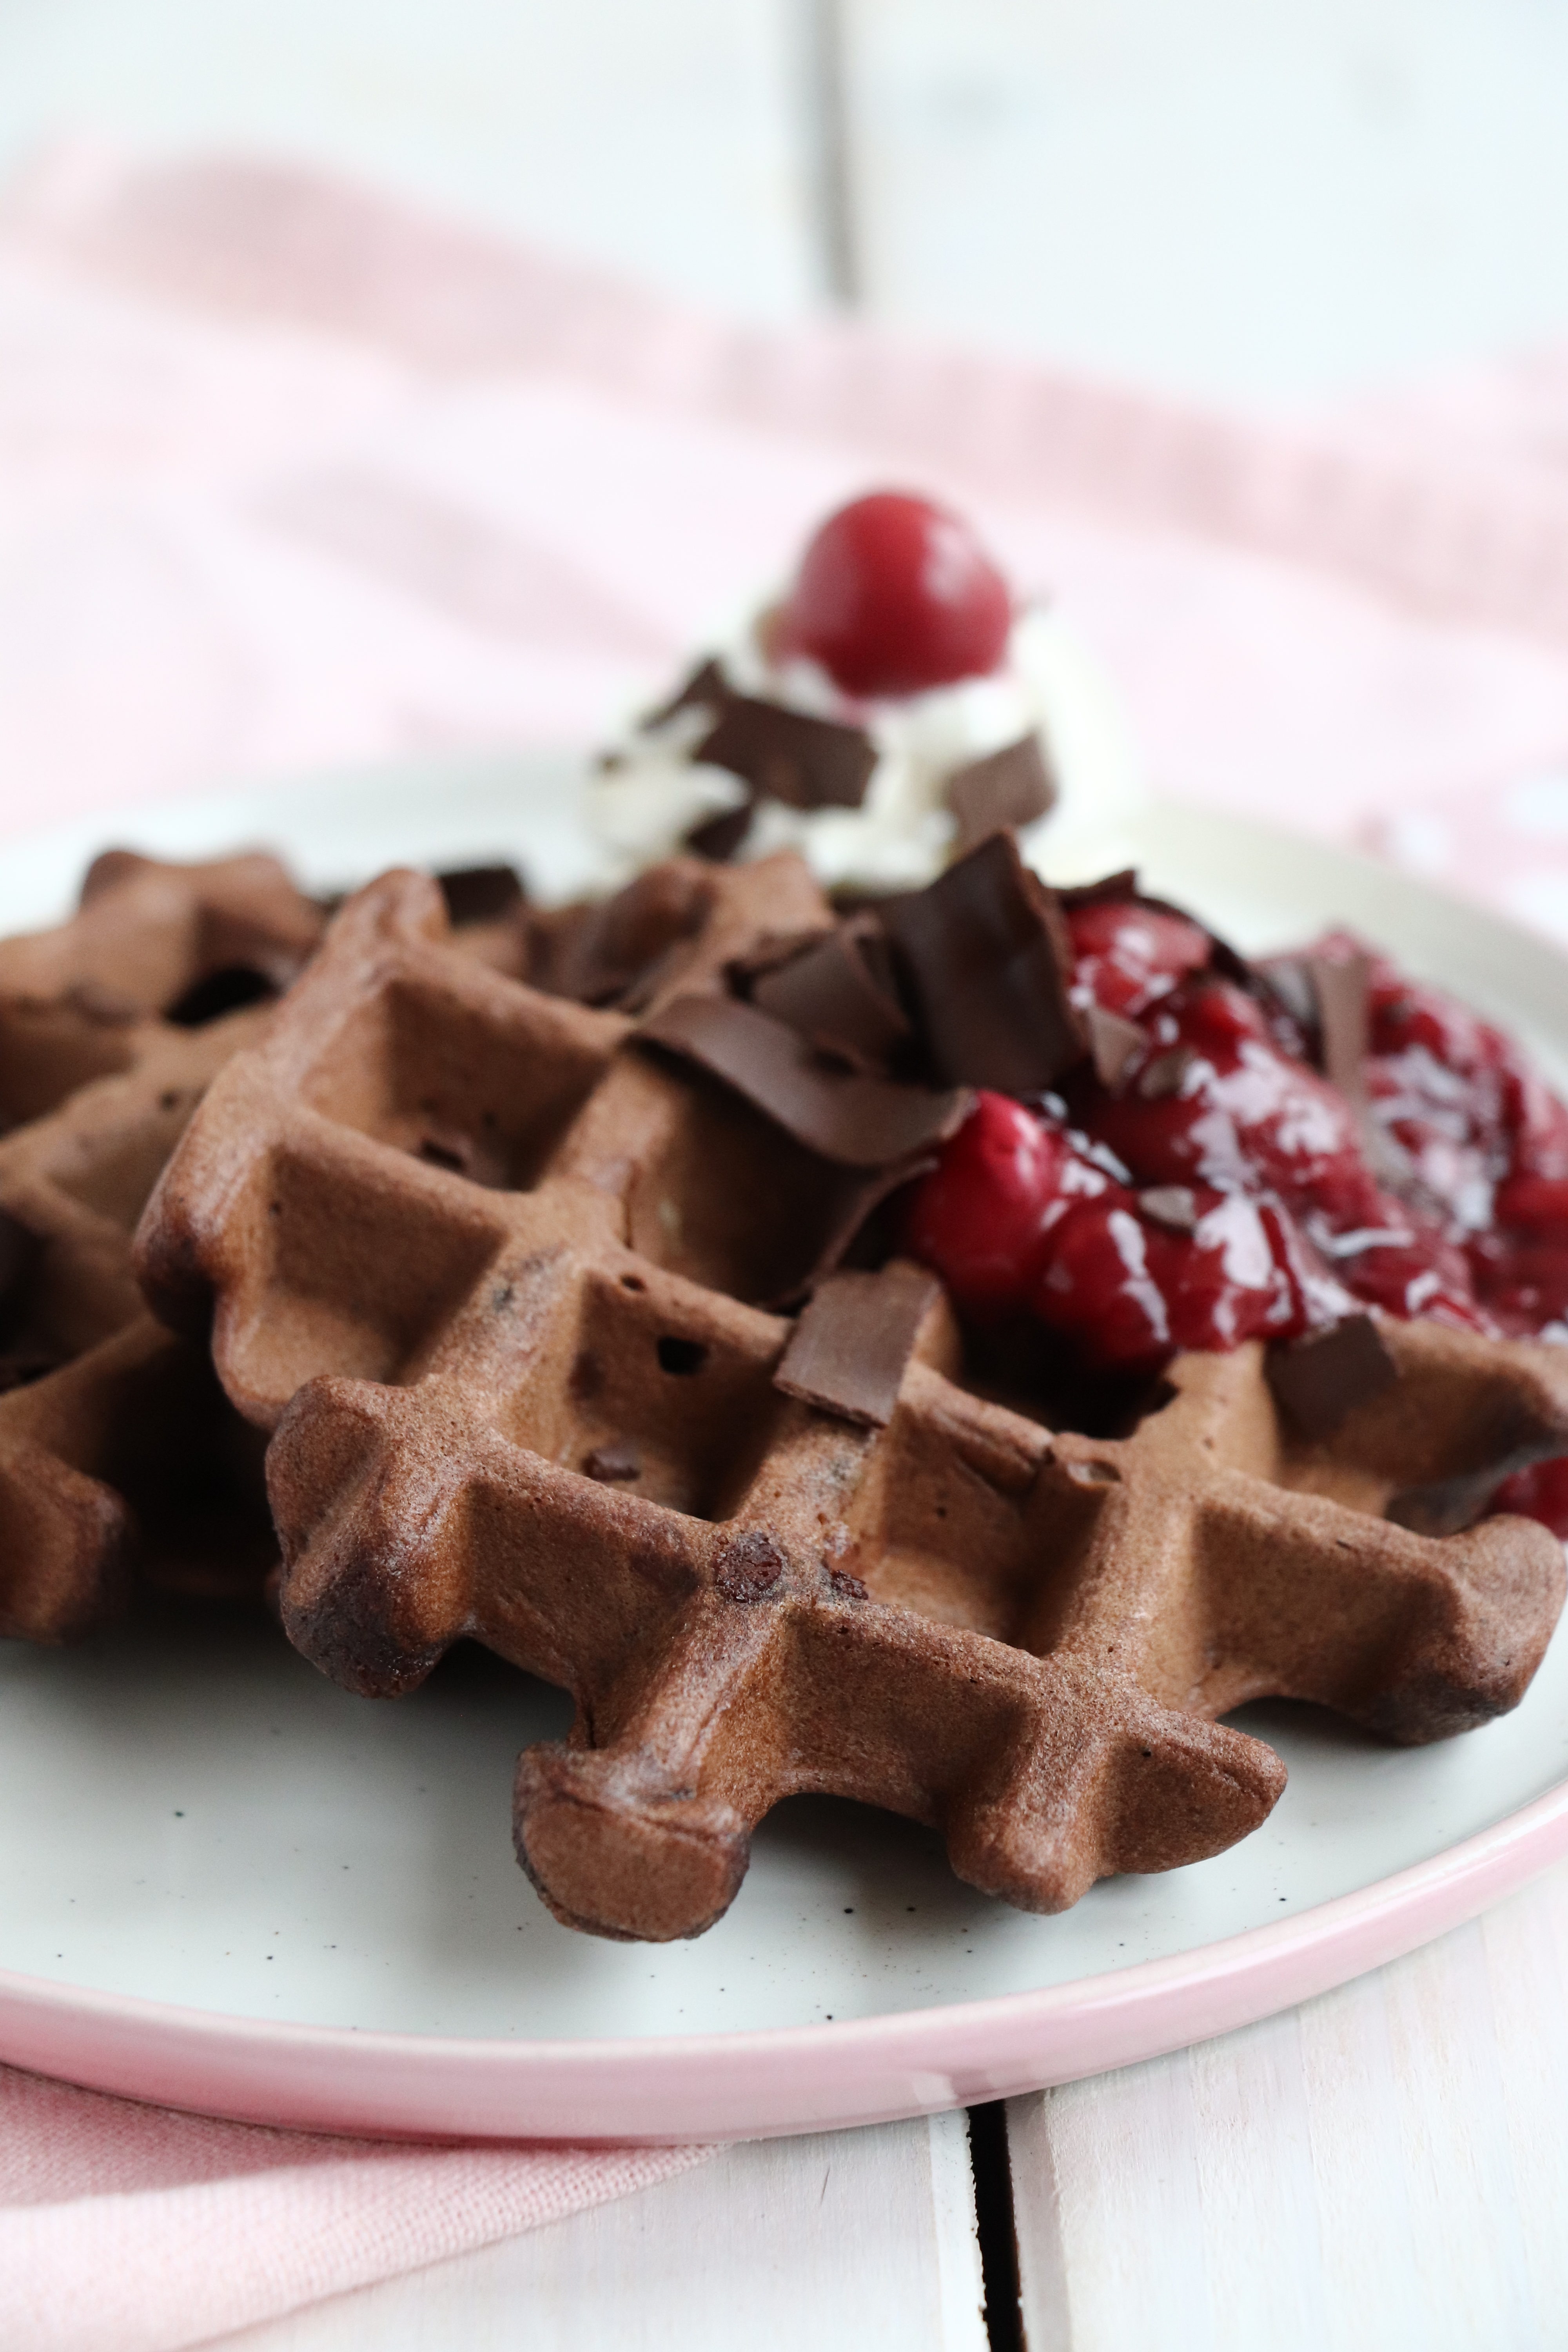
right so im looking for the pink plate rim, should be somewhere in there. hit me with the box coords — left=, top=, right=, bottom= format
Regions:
left=0, top=1769, right=1564, bottom=2144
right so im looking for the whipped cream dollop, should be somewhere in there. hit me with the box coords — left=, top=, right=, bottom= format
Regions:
left=590, top=600, right=1146, bottom=893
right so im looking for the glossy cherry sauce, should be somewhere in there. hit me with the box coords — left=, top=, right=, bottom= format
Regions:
left=904, top=896, right=1568, bottom=1528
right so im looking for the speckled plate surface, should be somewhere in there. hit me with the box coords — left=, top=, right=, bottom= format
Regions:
left=0, top=758, right=1565, bottom=2141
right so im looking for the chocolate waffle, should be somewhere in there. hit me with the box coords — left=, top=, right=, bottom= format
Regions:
left=134, top=857, right=1568, bottom=1939
left=0, top=851, right=328, bottom=1640
left=0, top=848, right=325, bottom=1128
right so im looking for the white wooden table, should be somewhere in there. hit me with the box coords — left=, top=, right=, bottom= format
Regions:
left=208, top=1853, right=1568, bottom=2350
left=6, top=6, right=1568, bottom=2344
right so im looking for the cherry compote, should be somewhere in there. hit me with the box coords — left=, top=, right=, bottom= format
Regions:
left=902, top=893, right=1568, bottom=1530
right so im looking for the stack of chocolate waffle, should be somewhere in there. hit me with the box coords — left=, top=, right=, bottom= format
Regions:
left=0, top=852, right=327, bottom=1638
left=119, top=840, right=1568, bottom=1942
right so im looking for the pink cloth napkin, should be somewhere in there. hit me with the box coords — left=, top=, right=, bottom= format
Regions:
left=9, top=140, right=1568, bottom=2351
left=0, top=2062, right=704, bottom=2352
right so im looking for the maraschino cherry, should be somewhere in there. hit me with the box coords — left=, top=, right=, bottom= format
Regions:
left=777, top=492, right=1013, bottom=698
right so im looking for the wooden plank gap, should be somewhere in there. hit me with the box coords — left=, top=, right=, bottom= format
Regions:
left=967, top=2102, right=1025, bottom=2351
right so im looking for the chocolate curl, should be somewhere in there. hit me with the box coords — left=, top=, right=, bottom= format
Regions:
left=1263, top=946, right=1415, bottom=1189
left=539, top=864, right=715, bottom=1009
left=946, top=735, right=1056, bottom=853
left=1308, top=951, right=1374, bottom=1109
left=1084, top=1004, right=1145, bottom=1093
left=641, top=656, right=729, bottom=731
left=775, top=1263, right=941, bottom=1428
left=749, top=919, right=911, bottom=1072
left=685, top=803, right=755, bottom=864
left=637, top=994, right=969, bottom=1170
left=695, top=696, right=877, bottom=813
left=436, top=865, right=526, bottom=925
left=880, top=832, right=1086, bottom=1093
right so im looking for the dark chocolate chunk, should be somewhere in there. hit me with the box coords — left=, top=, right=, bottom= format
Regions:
left=750, top=919, right=911, bottom=1071
left=1057, top=869, right=1141, bottom=910
left=879, top=831, right=1085, bottom=1093
left=1138, top=1185, right=1200, bottom=1233
left=583, top=1439, right=641, bottom=1483
left=758, top=1152, right=945, bottom=1310
left=695, top=696, right=876, bottom=813
left=436, top=864, right=526, bottom=925
left=684, top=802, right=755, bottom=863
left=1085, top=1004, right=1145, bottom=1093
left=637, top=994, right=969, bottom=1169
left=775, top=1262, right=939, bottom=1428
left=1265, top=1312, right=1399, bottom=1441
left=77, top=847, right=149, bottom=905
left=642, top=655, right=730, bottom=731
left=1137, top=1044, right=1195, bottom=1101
left=1308, top=950, right=1372, bottom=1106
left=544, top=864, right=713, bottom=1007
left=946, top=735, right=1057, bottom=853
left=714, top=1528, right=786, bottom=1603
left=1257, top=954, right=1318, bottom=1034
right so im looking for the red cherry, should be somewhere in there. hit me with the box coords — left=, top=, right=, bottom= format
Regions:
left=903, top=1093, right=1068, bottom=1313
left=779, top=492, right=1012, bottom=698
left=1066, top=900, right=1214, bottom=1018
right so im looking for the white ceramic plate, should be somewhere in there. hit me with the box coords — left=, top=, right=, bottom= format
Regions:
left=1, top=757, right=1566, bottom=2143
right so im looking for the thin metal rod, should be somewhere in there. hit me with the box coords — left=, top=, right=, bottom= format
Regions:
left=802, top=0, right=862, bottom=307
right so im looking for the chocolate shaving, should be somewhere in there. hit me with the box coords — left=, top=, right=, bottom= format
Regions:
left=1257, top=954, right=1317, bottom=1034
left=643, top=656, right=729, bottom=731
left=542, top=865, right=714, bottom=1008
left=879, top=832, right=1085, bottom=1093
left=1057, top=870, right=1141, bottom=910
left=759, top=1152, right=943, bottom=1311
left=1265, top=1313, right=1399, bottom=1441
left=77, top=848, right=147, bottom=906
left=1267, top=947, right=1411, bottom=1183
left=695, top=696, right=876, bottom=813
left=684, top=802, right=755, bottom=864
left=946, top=735, right=1056, bottom=853
left=775, top=1262, right=939, bottom=1428
left=1085, top=1004, right=1145, bottom=1093
left=1139, top=1186, right=1200, bottom=1233
left=583, top=1439, right=641, bottom=1483
left=1309, top=951, right=1372, bottom=1107
left=1137, top=1045, right=1195, bottom=1102
left=637, top=994, right=969, bottom=1169
left=750, top=920, right=911, bottom=1071
left=436, top=865, right=525, bottom=925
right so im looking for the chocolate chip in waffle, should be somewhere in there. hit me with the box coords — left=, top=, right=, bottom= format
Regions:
left=133, top=855, right=1568, bottom=1939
